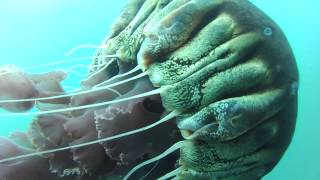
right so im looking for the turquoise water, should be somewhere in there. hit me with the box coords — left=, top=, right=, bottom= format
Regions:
left=0, top=0, right=319, bottom=179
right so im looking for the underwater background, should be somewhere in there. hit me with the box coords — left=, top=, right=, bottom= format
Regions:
left=0, top=0, right=318, bottom=179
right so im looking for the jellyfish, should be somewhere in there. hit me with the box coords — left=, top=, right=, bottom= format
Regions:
left=0, top=65, right=38, bottom=112
left=0, top=0, right=298, bottom=179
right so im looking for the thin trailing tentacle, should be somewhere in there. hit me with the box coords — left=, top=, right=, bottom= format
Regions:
left=124, top=141, right=184, bottom=180
left=94, top=66, right=141, bottom=87
left=158, top=167, right=183, bottom=180
left=0, top=71, right=148, bottom=104
left=52, top=68, right=85, bottom=79
left=65, top=44, right=109, bottom=56
left=0, top=87, right=160, bottom=116
left=62, top=85, right=81, bottom=92
left=140, top=160, right=159, bottom=180
left=0, top=55, right=117, bottom=77
left=82, top=58, right=116, bottom=82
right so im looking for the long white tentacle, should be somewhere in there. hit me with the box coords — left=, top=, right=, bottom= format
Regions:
left=0, top=55, right=117, bottom=77
left=0, top=72, right=148, bottom=104
left=65, top=44, right=109, bottom=56
left=158, top=167, right=183, bottom=180
left=124, top=141, right=184, bottom=180
left=0, top=87, right=160, bottom=116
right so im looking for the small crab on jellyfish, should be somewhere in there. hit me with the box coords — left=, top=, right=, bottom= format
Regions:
left=0, top=0, right=299, bottom=180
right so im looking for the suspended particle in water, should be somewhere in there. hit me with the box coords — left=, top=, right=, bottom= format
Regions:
left=264, top=27, right=273, bottom=36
